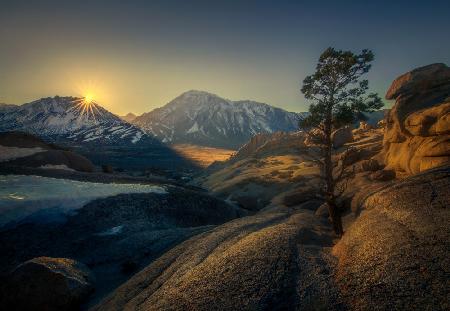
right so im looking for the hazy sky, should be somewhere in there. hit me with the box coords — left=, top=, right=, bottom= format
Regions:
left=1, top=0, right=450, bottom=115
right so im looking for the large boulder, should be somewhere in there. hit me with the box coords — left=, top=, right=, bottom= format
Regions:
left=383, top=63, right=450, bottom=174
left=385, top=63, right=450, bottom=100
left=332, top=126, right=353, bottom=148
left=333, top=166, right=450, bottom=310
left=1, top=257, right=94, bottom=310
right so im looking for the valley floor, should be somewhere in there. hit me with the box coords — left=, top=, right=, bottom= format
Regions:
left=171, top=144, right=235, bottom=168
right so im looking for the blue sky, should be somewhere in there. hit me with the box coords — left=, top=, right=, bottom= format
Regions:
left=1, top=0, right=449, bottom=114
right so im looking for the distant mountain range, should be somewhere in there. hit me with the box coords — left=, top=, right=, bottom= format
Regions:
left=132, top=90, right=307, bottom=149
left=0, top=96, right=148, bottom=146
left=0, top=97, right=191, bottom=170
left=0, top=92, right=386, bottom=169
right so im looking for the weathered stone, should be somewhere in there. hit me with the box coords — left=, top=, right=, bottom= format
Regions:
left=315, top=203, right=330, bottom=218
left=369, top=169, right=396, bottom=181
left=382, top=63, right=450, bottom=174
left=332, top=126, right=353, bottom=148
left=341, top=147, right=360, bottom=166
left=357, top=159, right=380, bottom=172
left=377, top=119, right=386, bottom=128
left=2, top=257, right=94, bottom=311
left=298, top=199, right=323, bottom=211
left=359, top=121, right=373, bottom=130
left=386, top=63, right=450, bottom=100
left=102, top=164, right=114, bottom=174
left=334, top=167, right=450, bottom=310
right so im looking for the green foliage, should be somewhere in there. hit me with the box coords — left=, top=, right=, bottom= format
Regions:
left=299, top=47, right=383, bottom=130
left=299, top=47, right=383, bottom=236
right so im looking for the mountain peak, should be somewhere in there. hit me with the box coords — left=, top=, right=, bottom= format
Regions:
left=0, top=95, right=149, bottom=147
left=120, top=112, right=138, bottom=123
left=133, top=91, right=304, bottom=148
left=182, top=90, right=220, bottom=97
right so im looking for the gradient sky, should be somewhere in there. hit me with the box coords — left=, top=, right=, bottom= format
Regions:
left=1, top=0, right=450, bottom=115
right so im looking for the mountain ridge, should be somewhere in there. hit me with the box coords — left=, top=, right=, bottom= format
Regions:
left=132, top=90, right=307, bottom=149
left=0, top=96, right=192, bottom=170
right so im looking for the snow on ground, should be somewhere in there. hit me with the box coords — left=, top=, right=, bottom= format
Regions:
left=0, top=175, right=167, bottom=228
left=0, top=145, right=45, bottom=162
left=39, top=164, right=75, bottom=171
left=131, top=131, right=143, bottom=144
left=96, top=225, right=124, bottom=236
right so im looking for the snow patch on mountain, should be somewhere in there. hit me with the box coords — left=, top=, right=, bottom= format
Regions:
left=0, top=96, right=150, bottom=146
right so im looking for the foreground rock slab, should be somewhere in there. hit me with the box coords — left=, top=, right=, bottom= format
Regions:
left=93, top=210, right=343, bottom=310
left=334, top=166, right=450, bottom=310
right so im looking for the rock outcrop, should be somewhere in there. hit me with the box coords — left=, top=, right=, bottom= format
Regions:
left=332, top=126, right=353, bottom=148
left=230, top=131, right=305, bottom=162
left=1, top=257, right=94, bottom=310
left=383, top=63, right=450, bottom=174
left=333, top=166, right=450, bottom=310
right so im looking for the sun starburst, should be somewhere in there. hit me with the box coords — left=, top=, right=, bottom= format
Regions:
left=71, top=94, right=102, bottom=122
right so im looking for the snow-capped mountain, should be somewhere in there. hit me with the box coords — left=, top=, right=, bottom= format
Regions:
left=0, top=96, right=147, bottom=145
left=0, top=96, right=191, bottom=170
left=133, top=90, right=306, bottom=149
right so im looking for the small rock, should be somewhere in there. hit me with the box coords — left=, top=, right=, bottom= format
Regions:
left=357, top=159, right=380, bottom=172
left=298, top=200, right=323, bottom=211
left=315, top=203, right=330, bottom=218
left=370, top=169, right=396, bottom=181
left=283, top=192, right=315, bottom=207
left=377, top=119, right=386, bottom=128
left=359, top=121, right=373, bottom=130
left=341, top=147, right=360, bottom=166
left=102, top=164, right=114, bottom=174
left=332, top=126, right=353, bottom=148
left=232, top=195, right=260, bottom=211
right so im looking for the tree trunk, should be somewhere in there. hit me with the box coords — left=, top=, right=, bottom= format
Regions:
left=327, top=200, right=343, bottom=236
left=324, top=107, right=344, bottom=236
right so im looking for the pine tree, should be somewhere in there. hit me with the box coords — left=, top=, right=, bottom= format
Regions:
left=300, top=47, right=383, bottom=236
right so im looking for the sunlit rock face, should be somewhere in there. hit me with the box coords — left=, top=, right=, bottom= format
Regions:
left=383, top=63, right=450, bottom=174
left=333, top=166, right=450, bottom=310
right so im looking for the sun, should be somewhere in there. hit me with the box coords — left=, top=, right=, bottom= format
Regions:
left=71, top=93, right=101, bottom=122
left=85, top=93, right=94, bottom=103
